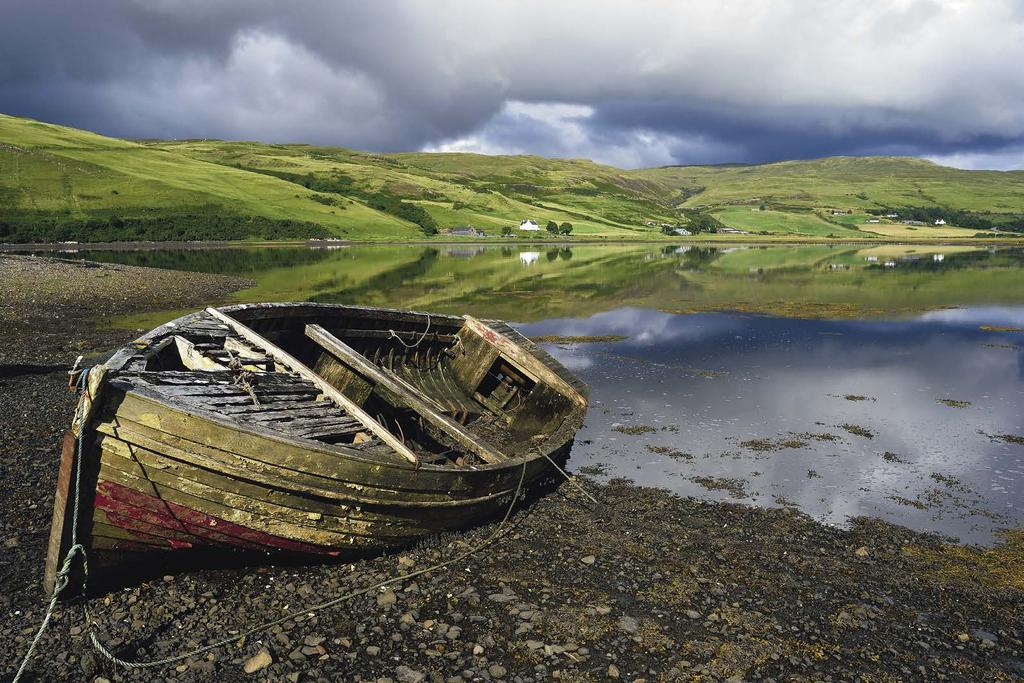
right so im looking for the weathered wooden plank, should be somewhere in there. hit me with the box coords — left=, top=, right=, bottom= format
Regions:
left=98, top=453, right=431, bottom=541
left=207, top=307, right=420, bottom=465
left=174, top=335, right=232, bottom=372
left=94, top=478, right=341, bottom=553
left=94, top=406, right=521, bottom=505
left=461, top=316, right=588, bottom=407
left=96, top=435, right=466, bottom=531
left=145, top=382, right=314, bottom=397
left=448, top=327, right=501, bottom=394
left=95, top=465, right=367, bottom=547
left=216, top=396, right=325, bottom=414
left=241, top=405, right=344, bottom=423
left=43, top=433, right=77, bottom=595
left=306, top=324, right=506, bottom=464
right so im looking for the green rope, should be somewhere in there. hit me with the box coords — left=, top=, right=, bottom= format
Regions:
left=11, top=368, right=92, bottom=683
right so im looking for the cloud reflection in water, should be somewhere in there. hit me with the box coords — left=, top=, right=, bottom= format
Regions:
left=520, top=307, right=1024, bottom=544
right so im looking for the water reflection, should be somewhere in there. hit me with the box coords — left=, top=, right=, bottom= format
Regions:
left=33, top=243, right=1024, bottom=326
left=521, top=307, right=1024, bottom=544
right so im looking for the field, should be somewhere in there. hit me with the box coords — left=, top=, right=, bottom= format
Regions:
left=2, top=113, right=1024, bottom=242
left=710, top=206, right=865, bottom=237
left=856, top=223, right=984, bottom=238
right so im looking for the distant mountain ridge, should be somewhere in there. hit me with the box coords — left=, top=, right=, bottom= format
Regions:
left=1, top=113, right=1022, bottom=242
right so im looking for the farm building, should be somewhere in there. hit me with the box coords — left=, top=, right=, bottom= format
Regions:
left=519, top=220, right=541, bottom=231
left=450, top=227, right=486, bottom=238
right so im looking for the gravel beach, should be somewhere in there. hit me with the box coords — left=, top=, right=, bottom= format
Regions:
left=1, top=255, right=1021, bottom=682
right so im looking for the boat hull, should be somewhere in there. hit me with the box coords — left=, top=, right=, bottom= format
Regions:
left=45, top=303, right=587, bottom=594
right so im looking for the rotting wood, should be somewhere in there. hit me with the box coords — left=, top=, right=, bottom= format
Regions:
left=94, top=436, right=461, bottom=532
left=43, top=433, right=77, bottom=595
left=306, top=324, right=507, bottom=464
left=174, top=336, right=231, bottom=372
left=205, top=307, right=420, bottom=465
left=461, top=316, right=588, bottom=407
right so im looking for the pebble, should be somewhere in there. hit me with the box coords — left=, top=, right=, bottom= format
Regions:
left=377, top=589, right=397, bottom=607
left=618, top=615, right=639, bottom=634
left=395, top=665, right=426, bottom=683
left=581, top=555, right=596, bottom=565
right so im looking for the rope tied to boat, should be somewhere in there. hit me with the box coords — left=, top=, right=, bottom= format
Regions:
left=387, top=312, right=431, bottom=349
left=12, top=367, right=94, bottom=683
left=225, top=349, right=261, bottom=408
left=86, top=459, right=528, bottom=671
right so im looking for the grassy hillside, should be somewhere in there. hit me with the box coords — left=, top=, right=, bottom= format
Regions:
left=638, top=157, right=1024, bottom=237
left=2, top=113, right=1023, bottom=242
left=145, top=140, right=678, bottom=238
left=0, top=114, right=417, bottom=242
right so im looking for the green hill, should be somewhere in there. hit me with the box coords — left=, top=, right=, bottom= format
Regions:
left=2, top=113, right=1023, bottom=242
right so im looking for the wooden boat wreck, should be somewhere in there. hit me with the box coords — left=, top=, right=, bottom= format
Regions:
left=45, top=303, right=588, bottom=593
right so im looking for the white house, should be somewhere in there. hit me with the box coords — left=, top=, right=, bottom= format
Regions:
left=934, top=218, right=946, bottom=225
left=518, top=220, right=541, bottom=231
left=867, top=218, right=880, bottom=223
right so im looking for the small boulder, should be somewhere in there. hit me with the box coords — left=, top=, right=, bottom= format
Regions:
left=242, top=649, right=273, bottom=674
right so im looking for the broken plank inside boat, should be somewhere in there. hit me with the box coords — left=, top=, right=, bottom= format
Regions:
left=45, top=303, right=589, bottom=594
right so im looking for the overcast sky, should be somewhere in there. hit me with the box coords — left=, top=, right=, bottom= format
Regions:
left=2, top=1, right=1024, bottom=169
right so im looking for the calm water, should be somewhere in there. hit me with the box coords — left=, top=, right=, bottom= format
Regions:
left=42, top=243, right=1024, bottom=543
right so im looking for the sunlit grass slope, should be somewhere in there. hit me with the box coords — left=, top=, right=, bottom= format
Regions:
left=2, top=113, right=1024, bottom=242
left=0, top=114, right=416, bottom=240
left=149, top=141, right=675, bottom=237
left=639, top=156, right=1024, bottom=213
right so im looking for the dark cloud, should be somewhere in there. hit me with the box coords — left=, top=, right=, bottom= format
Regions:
left=2, top=1, right=1023, bottom=168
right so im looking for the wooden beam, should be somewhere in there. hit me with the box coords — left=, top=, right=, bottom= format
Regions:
left=305, top=324, right=506, bottom=464
left=174, top=336, right=230, bottom=372
left=461, top=316, right=588, bottom=407
left=205, top=307, right=420, bottom=465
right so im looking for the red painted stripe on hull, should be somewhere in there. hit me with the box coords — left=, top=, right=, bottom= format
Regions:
left=94, top=481, right=340, bottom=555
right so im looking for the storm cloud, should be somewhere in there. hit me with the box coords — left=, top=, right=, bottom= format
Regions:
left=2, top=0, right=1023, bottom=168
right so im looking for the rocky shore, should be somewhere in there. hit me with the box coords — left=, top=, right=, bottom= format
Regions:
left=1, top=255, right=1021, bottom=682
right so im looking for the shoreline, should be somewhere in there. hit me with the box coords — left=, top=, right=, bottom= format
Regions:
left=0, top=255, right=1020, bottom=681
left=2, top=235, right=1024, bottom=252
